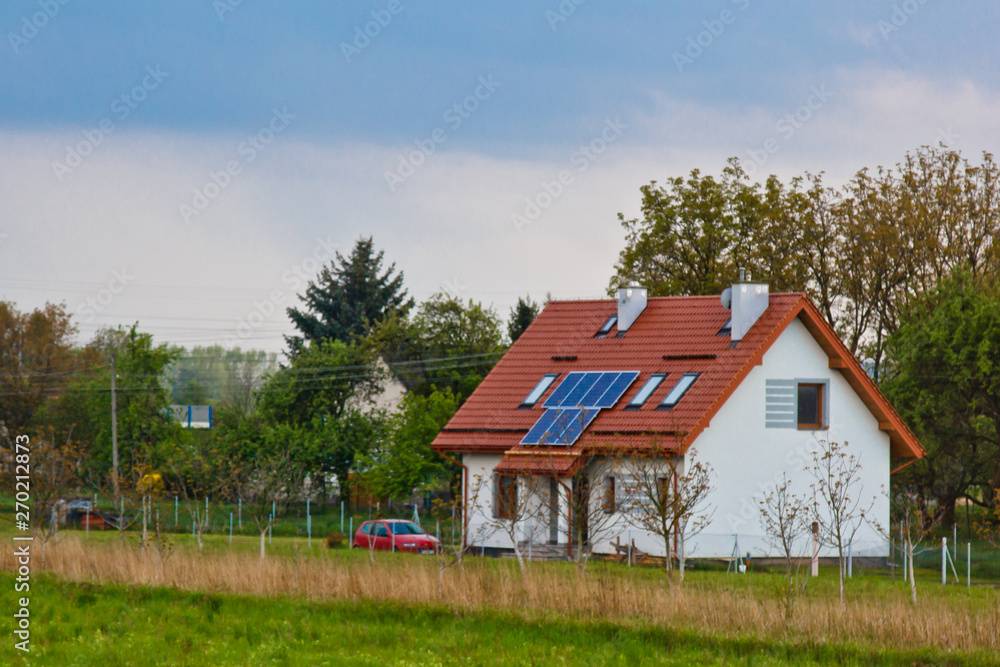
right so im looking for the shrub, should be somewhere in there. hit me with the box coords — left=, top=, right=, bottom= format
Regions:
left=325, top=533, right=345, bottom=549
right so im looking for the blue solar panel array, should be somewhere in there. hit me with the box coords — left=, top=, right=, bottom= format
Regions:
left=521, top=371, right=639, bottom=446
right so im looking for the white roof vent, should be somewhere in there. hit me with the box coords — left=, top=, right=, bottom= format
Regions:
left=617, top=281, right=647, bottom=332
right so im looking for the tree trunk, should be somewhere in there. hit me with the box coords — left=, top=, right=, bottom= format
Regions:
left=907, top=538, right=917, bottom=604
left=260, top=529, right=266, bottom=560
left=940, top=496, right=957, bottom=530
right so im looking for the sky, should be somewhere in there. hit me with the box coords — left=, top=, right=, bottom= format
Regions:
left=2, top=1, right=999, bottom=353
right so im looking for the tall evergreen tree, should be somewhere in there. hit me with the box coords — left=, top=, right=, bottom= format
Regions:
left=285, top=237, right=413, bottom=354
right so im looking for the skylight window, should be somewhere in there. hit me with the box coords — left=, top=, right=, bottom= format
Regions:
left=521, top=374, right=558, bottom=407
left=659, top=373, right=699, bottom=409
left=627, top=374, right=665, bottom=408
left=717, top=318, right=732, bottom=336
left=594, top=316, right=618, bottom=338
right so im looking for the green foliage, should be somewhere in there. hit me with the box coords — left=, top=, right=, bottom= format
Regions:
left=256, top=339, right=381, bottom=425
left=35, top=325, right=182, bottom=487
left=610, top=159, right=813, bottom=297
left=507, top=294, right=541, bottom=344
left=882, top=271, right=1000, bottom=523
left=370, top=292, right=506, bottom=400
left=358, top=389, right=460, bottom=499
left=285, top=236, right=413, bottom=354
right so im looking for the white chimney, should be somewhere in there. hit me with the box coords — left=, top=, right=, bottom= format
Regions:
left=617, top=282, right=647, bottom=332
left=730, top=271, right=769, bottom=342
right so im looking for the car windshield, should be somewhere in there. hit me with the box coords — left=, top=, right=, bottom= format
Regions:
left=389, top=521, right=424, bottom=535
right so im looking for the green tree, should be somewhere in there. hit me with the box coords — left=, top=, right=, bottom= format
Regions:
left=609, top=160, right=812, bottom=297
left=507, top=295, right=540, bottom=344
left=369, top=292, right=506, bottom=400
left=35, top=325, right=181, bottom=489
left=882, top=271, right=1000, bottom=525
left=285, top=237, right=413, bottom=354
left=358, top=389, right=460, bottom=500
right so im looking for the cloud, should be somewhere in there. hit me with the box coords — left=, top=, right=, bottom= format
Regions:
left=2, top=69, right=1000, bottom=352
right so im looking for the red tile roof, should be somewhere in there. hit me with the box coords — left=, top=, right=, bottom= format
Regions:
left=432, top=292, right=923, bottom=474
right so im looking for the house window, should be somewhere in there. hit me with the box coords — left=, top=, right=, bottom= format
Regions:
left=797, top=383, right=824, bottom=429
left=594, top=316, right=618, bottom=338
left=521, top=374, right=558, bottom=407
left=603, top=477, right=616, bottom=513
left=717, top=317, right=732, bottom=336
left=656, top=476, right=672, bottom=506
left=659, top=373, right=699, bottom=409
left=627, top=374, right=665, bottom=408
left=494, top=474, right=517, bottom=519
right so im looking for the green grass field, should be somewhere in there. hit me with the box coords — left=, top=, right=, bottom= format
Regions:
left=5, top=572, right=998, bottom=667
left=3, top=506, right=1000, bottom=666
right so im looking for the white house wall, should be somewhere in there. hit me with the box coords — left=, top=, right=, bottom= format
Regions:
left=683, top=317, right=891, bottom=559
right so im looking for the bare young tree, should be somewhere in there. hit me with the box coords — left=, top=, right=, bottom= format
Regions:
left=555, top=454, right=627, bottom=572
left=621, top=447, right=715, bottom=585
left=758, top=473, right=812, bottom=617
left=893, top=488, right=940, bottom=604
left=484, top=473, right=546, bottom=575
left=807, top=439, right=878, bottom=608
left=431, top=474, right=488, bottom=597
left=230, top=449, right=300, bottom=560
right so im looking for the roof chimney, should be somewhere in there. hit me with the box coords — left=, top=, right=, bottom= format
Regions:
left=730, top=269, right=769, bottom=342
left=617, top=281, right=647, bottom=332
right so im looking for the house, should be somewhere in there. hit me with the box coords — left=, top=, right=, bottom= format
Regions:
left=431, top=278, right=924, bottom=560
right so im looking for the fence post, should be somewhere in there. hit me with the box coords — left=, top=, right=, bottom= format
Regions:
left=627, top=530, right=632, bottom=567
left=307, top=514, right=312, bottom=549
left=967, top=542, right=971, bottom=588
left=229, top=513, right=233, bottom=543
left=942, top=537, right=947, bottom=585
left=340, top=501, right=344, bottom=534
left=269, top=514, right=273, bottom=546
left=847, top=541, right=853, bottom=578
left=238, top=497, right=242, bottom=529
left=175, top=496, right=178, bottom=527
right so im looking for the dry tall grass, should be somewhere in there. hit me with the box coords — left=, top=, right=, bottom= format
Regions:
left=6, top=536, right=999, bottom=654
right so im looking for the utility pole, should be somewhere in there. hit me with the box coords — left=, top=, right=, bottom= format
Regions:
left=111, top=353, right=119, bottom=499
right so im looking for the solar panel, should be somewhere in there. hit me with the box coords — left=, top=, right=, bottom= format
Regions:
left=543, top=373, right=584, bottom=408
left=593, top=371, right=639, bottom=408
left=551, top=408, right=599, bottom=445
left=526, top=371, right=639, bottom=445
left=520, top=409, right=567, bottom=445
left=559, top=372, right=602, bottom=407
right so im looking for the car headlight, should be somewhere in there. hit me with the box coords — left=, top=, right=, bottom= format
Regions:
left=402, top=542, right=416, bottom=547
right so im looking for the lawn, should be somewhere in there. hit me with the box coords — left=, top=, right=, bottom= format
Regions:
left=4, top=572, right=998, bottom=666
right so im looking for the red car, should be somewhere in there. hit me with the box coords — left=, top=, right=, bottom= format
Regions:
left=352, top=519, right=440, bottom=554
